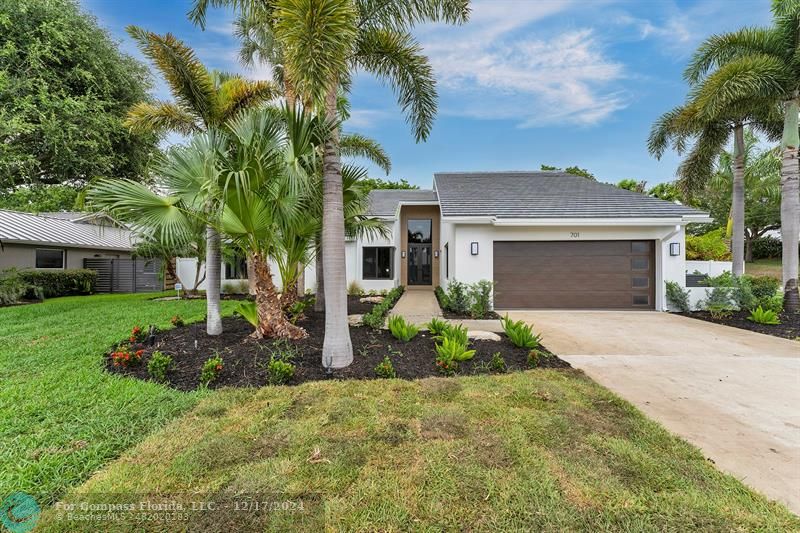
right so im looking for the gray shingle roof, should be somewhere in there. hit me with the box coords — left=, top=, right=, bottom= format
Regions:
left=0, top=209, right=136, bottom=251
left=367, top=189, right=438, bottom=217
left=434, top=171, right=708, bottom=219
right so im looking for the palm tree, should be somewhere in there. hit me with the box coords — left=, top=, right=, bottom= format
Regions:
left=191, top=0, right=470, bottom=368
left=649, top=98, right=780, bottom=277
left=679, top=0, right=800, bottom=309
left=124, top=26, right=279, bottom=334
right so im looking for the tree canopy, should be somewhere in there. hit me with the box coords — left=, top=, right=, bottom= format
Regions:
left=0, top=0, right=160, bottom=189
left=540, top=164, right=596, bottom=181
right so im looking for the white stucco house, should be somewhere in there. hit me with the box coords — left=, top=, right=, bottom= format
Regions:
left=180, top=171, right=711, bottom=311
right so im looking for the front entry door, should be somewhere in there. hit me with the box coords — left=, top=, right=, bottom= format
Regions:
left=407, top=218, right=433, bottom=286
left=408, top=244, right=432, bottom=285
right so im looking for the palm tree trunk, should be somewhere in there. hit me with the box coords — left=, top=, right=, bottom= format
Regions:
left=206, top=225, right=223, bottom=335
left=320, top=85, right=353, bottom=369
left=731, top=124, right=746, bottom=277
left=745, top=231, right=754, bottom=263
left=780, top=99, right=800, bottom=311
left=314, top=237, right=324, bottom=312
left=251, top=253, right=306, bottom=339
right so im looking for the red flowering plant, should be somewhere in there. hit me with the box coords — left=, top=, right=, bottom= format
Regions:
left=170, top=315, right=184, bottom=327
left=129, top=325, right=147, bottom=343
left=111, top=347, right=144, bottom=367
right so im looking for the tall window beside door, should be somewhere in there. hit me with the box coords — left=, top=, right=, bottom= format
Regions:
left=363, top=247, right=393, bottom=279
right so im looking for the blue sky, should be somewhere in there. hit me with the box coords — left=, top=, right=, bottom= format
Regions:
left=82, top=0, right=772, bottom=188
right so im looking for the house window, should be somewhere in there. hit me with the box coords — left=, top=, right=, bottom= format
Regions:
left=225, top=254, right=248, bottom=280
left=363, top=247, right=393, bottom=279
left=444, top=243, right=449, bottom=279
left=35, top=249, right=64, bottom=269
left=407, top=219, right=432, bottom=243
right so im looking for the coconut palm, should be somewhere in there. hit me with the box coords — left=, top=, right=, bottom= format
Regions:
left=191, top=0, right=470, bottom=368
left=679, top=0, right=800, bottom=308
left=123, top=26, right=279, bottom=334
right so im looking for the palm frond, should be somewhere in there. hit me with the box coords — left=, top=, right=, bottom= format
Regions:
left=356, top=0, right=470, bottom=30
left=218, top=77, right=281, bottom=120
left=340, top=132, right=391, bottom=173
left=676, top=122, right=731, bottom=193
left=355, top=28, right=436, bottom=141
left=684, top=27, right=782, bottom=84
left=124, top=101, right=201, bottom=135
left=126, top=26, right=219, bottom=126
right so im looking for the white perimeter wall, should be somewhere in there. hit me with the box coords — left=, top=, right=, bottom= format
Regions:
left=445, top=222, right=687, bottom=311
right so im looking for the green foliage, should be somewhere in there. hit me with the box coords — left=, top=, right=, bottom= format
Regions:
left=435, top=336, right=475, bottom=364
left=221, top=280, right=249, bottom=294
left=358, top=177, right=419, bottom=192
left=0, top=0, right=158, bottom=189
left=387, top=315, right=419, bottom=342
left=747, top=275, right=780, bottom=306
left=443, top=280, right=470, bottom=315
left=234, top=301, right=258, bottom=328
left=147, top=351, right=173, bottom=383
left=17, top=269, right=96, bottom=298
left=703, top=272, right=756, bottom=311
left=374, top=356, right=396, bottom=379
left=747, top=306, right=781, bottom=325
left=469, top=280, right=494, bottom=318
left=648, top=182, right=682, bottom=202
left=0, top=268, right=42, bottom=305
left=500, top=315, right=542, bottom=349
left=750, top=236, right=783, bottom=260
left=489, top=352, right=507, bottom=373
left=665, top=281, right=691, bottom=312
left=170, top=315, right=185, bottom=327
left=425, top=317, right=449, bottom=337
left=362, top=286, right=404, bottom=329
left=616, top=178, right=647, bottom=193
left=540, top=164, right=596, bottom=181
left=200, top=355, right=224, bottom=387
left=435, top=323, right=469, bottom=346
left=686, top=229, right=731, bottom=261
left=347, top=281, right=364, bottom=296
left=434, top=286, right=449, bottom=310
left=287, top=298, right=312, bottom=323
left=528, top=349, right=542, bottom=368
left=266, top=342, right=297, bottom=385
left=0, top=185, right=80, bottom=212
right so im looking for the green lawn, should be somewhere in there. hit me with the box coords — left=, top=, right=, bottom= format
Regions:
left=0, top=292, right=237, bottom=504
left=746, top=258, right=782, bottom=280
left=39, top=374, right=798, bottom=531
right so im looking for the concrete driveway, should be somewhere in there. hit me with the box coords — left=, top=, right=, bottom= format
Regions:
left=506, top=310, right=800, bottom=514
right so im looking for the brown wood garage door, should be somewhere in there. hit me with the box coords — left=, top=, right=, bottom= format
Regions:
left=493, top=240, right=655, bottom=309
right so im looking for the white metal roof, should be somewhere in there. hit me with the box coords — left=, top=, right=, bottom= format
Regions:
left=0, top=209, right=136, bottom=251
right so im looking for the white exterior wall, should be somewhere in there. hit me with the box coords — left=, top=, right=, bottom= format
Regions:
left=350, top=221, right=399, bottom=292
left=175, top=257, right=316, bottom=293
left=683, top=260, right=733, bottom=311
left=439, top=219, right=456, bottom=290
left=448, top=222, right=687, bottom=311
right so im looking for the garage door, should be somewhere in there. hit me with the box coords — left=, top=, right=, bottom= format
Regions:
left=493, top=240, right=655, bottom=309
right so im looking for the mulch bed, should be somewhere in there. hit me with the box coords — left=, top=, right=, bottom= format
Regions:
left=680, top=310, right=799, bottom=339
left=107, top=297, right=568, bottom=391
left=440, top=309, right=502, bottom=320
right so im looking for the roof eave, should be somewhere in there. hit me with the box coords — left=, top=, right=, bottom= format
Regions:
left=0, top=239, right=135, bottom=252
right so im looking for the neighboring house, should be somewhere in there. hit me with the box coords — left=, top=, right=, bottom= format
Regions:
left=0, top=209, right=135, bottom=270
left=182, top=171, right=710, bottom=311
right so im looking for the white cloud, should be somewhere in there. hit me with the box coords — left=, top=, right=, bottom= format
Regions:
left=423, top=7, right=628, bottom=127
left=345, top=109, right=392, bottom=129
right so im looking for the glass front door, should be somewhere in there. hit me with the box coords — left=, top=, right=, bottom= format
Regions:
left=407, top=219, right=432, bottom=285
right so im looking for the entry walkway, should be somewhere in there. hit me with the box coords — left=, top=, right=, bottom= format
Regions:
left=390, top=289, right=441, bottom=325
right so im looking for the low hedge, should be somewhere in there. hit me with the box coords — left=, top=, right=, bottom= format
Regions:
left=362, top=286, right=405, bottom=329
left=17, top=268, right=97, bottom=298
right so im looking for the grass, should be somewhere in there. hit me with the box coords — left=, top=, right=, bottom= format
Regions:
left=38, top=372, right=798, bottom=531
left=746, top=258, right=782, bottom=280
left=0, top=292, right=237, bottom=505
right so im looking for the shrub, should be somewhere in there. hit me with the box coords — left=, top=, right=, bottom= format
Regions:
left=425, top=317, right=449, bottom=337
left=266, top=343, right=297, bottom=385
left=665, top=281, right=690, bottom=312
left=469, top=280, right=494, bottom=318
left=200, top=355, right=224, bottom=386
left=527, top=349, right=542, bottom=368
left=702, top=272, right=755, bottom=312
left=434, top=286, right=449, bottom=310
left=222, top=280, right=249, bottom=294
left=387, top=315, right=419, bottom=342
left=762, top=292, right=784, bottom=314
left=147, top=351, right=173, bottom=382
left=686, top=229, right=731, bottom=261
left=747, top=306, right=781, bottom=325
left=17, top=268, right=96, bottom=298
left=129, top=325, right=147, bottom=343
left=435, top=336, right=475, bottom=362
left=362, top=286, right=404, bottom=329
left=489, top=352, right=507, bottom=373
left=750, top=236, right=782, bottom=260
left=500, top=315, right=542, bottom=349
left=746, top=275, right=780, bottom=308
left=347, top=281, right=364, bottom=296
left=374, top=356, right=397, bottom=378
left=287, top=298, right=312, bottom=322
left=444, top=280, right=470, bottom=315
left=235, top=301, right=259, bottom=328
left=0, top=268, right=42, bottom=305
left=111, top=347, right=143, bottom=368
left=170, top=315, right=184, bottom=327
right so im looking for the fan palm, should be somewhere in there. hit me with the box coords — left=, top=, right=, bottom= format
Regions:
left=123, top=26, right=280, bottom=334
left=191, top=0, right=470, bottom=368
left=678, top=0, right=800, bottom=308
